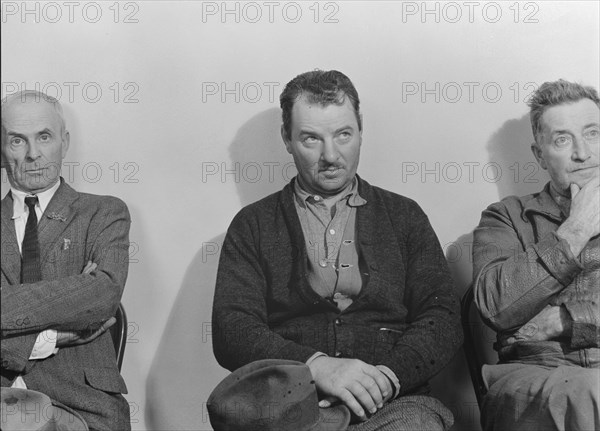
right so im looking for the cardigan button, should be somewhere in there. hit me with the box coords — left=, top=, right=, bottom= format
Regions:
left=334, top=351, right=342, bottom=357
left=335, top=318, right=342, bottom=326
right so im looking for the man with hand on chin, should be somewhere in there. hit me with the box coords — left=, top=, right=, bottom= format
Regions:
left=473, top=80, right=600, bottom=431
left=212, top=70, right=462, bottom=430
left=1, top=91, right=131, bottom=430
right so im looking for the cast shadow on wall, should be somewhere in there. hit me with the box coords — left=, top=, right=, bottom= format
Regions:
left=145, top=108, right=292, bottom=430
left=435, top=114, right=549, bottom=431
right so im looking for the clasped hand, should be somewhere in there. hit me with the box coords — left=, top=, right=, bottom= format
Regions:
left=307, top=356, right=392, bottom=421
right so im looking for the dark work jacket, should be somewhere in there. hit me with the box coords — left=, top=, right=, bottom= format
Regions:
left=212, top=176, right=463, bottom=396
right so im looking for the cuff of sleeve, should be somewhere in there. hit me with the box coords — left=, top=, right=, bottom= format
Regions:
left=563, top=302, right=600, bottom=349
left=535, top=232, right=583, bottom=287
left=376, top=365, right=400, bottom=400
left=30, top=330, right=58, bottom=360
left=305, top=351, right=328, bottom=367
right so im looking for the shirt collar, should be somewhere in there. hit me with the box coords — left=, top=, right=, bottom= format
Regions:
left=293, top=176, right=367, bottom=209
left=521, top=182, right=565, bottom=222
left=11, top=180, right=61, bottom=220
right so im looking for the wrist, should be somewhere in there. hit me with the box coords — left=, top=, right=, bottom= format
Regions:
left=559, top=305, right=573, bottom=338
left=556, top=223, right=589, bottom=257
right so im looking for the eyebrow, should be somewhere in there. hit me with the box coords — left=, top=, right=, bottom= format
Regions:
left=551, top=123, right=599, bottom=134
left=298, top=125, right=354, bottom=136
left=6, top=128, right=53, bottom=137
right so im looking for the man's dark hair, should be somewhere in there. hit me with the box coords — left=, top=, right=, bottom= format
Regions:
left=528, top=79, right=600, bottom=142
left=280, top=70, right=361, bottom=141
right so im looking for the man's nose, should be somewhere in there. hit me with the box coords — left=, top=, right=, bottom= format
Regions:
left=571, top=137, right=591, bottom=162
left=321, top=139, right=340, bottom=164
left=25, top=142, right=42, bottom=161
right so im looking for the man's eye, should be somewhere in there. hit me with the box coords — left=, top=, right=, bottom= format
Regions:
left=338, top=132, right=351, bottom=141
left=554, top=136, right=571, bottom=147
left=39, top=134, right=51, bottom=142
left=584, top=129, right=599, bottom=140
left=304, top=136, right=319, bottom=144
left=10, top=137, right=24, bottom=146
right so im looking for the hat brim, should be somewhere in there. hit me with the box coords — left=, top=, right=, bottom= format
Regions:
left=311, top=404, right=351, bottom=431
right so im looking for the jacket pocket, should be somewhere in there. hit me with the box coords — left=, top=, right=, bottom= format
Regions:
left=84, top=367, right=128, bottom=394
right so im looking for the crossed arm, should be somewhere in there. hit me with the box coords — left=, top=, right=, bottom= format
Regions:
left=473, top=179, right=599, bottom=347
left=1, top=199, right=130, bottom=373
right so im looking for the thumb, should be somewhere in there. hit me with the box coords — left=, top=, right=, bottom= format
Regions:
left=570, top=183, right=580, bottom=198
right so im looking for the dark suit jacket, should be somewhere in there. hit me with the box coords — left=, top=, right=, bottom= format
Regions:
left=1, top=180, right=131, bottom=430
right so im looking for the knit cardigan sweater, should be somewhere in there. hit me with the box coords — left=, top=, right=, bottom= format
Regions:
left=212, top=176, right=463, bottom=396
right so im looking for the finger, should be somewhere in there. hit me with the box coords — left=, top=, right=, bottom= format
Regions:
left=357, top=374, right=384, bottom=409
left=362, top=366, right=390, bottom=402
left=82, top=261, right=97, bottom=274
left=337, top=388, right=366, bottom=420
left=570, top=183, right=580, bottom=199
left=318, top=396, right=338, bottom=408
left=100, top=317, right=117, bottom=331
left=347, top=380, right=379, bottom=415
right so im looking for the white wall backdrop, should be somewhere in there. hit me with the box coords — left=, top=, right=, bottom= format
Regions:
left=2, top=1, right=599, bottom=430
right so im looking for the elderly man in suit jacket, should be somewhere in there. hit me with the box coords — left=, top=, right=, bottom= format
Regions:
left=1, top=91, right=131, bottom=430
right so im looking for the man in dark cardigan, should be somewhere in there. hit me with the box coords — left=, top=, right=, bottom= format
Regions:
left=212, top=70, right=462, bottom=430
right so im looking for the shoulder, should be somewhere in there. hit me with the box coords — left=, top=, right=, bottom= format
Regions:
left=358, top=177, right=426, bottom=216
left=77, top=192, right=128, bottom=209
left=66, top=185, right=130, bottom=220
left=483, top=191, right=538, bottom=217
left=233, top=185, right=288, bottom=221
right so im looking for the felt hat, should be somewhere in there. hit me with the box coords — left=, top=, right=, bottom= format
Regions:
left=207, top=359, right=350, bottom=431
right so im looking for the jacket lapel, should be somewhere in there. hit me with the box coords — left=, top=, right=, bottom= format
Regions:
left=1, top=192, right=21, bottom=284
left=37, top=181, right=79, bottom=266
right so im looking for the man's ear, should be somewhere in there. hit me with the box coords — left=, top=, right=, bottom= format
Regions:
left=61, top=130, right=70, bottom=158
left=359, top=113, right=363, bottom=145
left=281, top=125, right=292, bottom=154
left=531, top=141, right=547, bottom=170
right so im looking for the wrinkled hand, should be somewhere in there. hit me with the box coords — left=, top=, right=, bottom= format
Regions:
left=308, top=357, right=391, bottom=421
left=56, top=317, right=116, bottom=347
left=558, top=177, right=600, bottom=256
left=503, top=305, right=572, bottom=346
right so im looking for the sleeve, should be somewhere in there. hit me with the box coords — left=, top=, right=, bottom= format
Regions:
left=1, top=198, right=130, bottom=339
left=472, top=200, right=584, bottom=332
left=377, top=201, right=463, bottom=396
left=212, top=209, right=318, bottom=372
left=561, top=299, right=599, bottom=349
left=1, top=334, right=38, bottom=373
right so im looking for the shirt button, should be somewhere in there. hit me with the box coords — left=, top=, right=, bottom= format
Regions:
left=329, top=229, right=336, bottom=235
left=335, top=318, right=342, bottom=326
left=319, top=259, right=328, bottom=268
left=314, top=195, right=321, bottom=201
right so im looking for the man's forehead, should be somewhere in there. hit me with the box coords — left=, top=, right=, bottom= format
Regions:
left=542, top=98, right=600, bottom=131
left=2, top=98, right=61, bottom=128
left=290, top=96, right=357, bottom=128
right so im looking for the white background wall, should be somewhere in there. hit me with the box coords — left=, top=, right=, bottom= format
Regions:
left=2, top=1, right=599, bottom=430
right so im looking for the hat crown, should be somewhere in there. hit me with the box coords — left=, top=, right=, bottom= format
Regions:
left=207, top=360, right=320, bottom=431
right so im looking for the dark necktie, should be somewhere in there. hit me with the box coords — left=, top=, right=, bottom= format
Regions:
left=21, top=196, right=42, bottom=283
